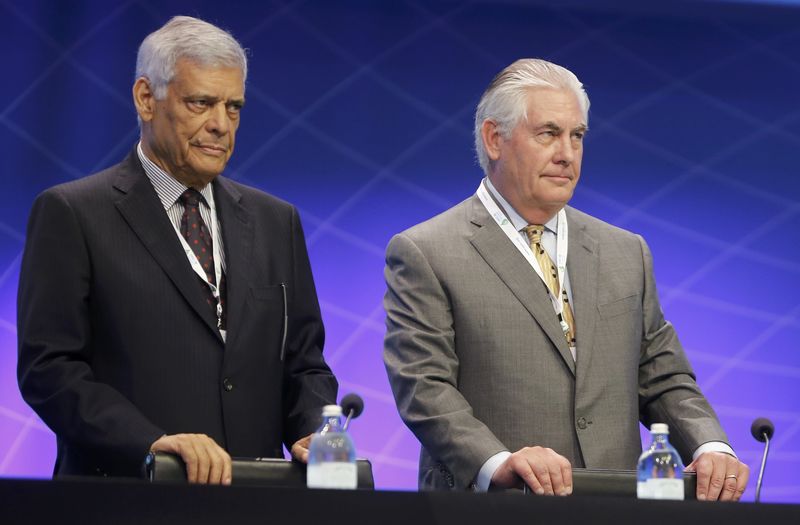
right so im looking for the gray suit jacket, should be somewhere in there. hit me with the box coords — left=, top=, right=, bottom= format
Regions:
left=383, top=195, right=728, bottom=490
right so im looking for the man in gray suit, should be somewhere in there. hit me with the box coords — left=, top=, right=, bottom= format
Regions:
left=383, top=59, right=748, bottom=501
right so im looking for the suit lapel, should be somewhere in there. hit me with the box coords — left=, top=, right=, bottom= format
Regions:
left=112, top=152, right=223, bottom=341
left=467, top=197, right=576, bottom=375
left=213, top=176, right=252, bottom=350
left=565, top=207, right=599, bottom=381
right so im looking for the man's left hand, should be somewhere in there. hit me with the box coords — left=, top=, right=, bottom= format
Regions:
left=290, top=434, right=313, bottom=463
left=685, top=451, right=749, bottom=501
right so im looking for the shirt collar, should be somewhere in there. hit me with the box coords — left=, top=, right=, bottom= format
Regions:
left=137, top=141, right=215, bottom=209
left=484, top=177, right=558, bottom=234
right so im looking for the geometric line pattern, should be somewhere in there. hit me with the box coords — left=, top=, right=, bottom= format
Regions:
left=1, top=1, right=799, bottom=502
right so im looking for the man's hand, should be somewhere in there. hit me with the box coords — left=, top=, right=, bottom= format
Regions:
left=290, top=434, right=313, bottom=463
left=685, top=451, right=749, bottom=501
left=490, top=446, right=573, bottom=495
left=150, top=434, right=232, bottom=485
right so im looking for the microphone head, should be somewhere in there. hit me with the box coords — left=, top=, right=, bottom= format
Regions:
left=751, top=417, right=775, bottom=442
left=340, top=393, right=365, bottom=419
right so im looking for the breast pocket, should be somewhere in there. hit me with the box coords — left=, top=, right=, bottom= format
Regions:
left=597, top=293, right=639, bottom=320
left=248, top=284, right=287, bottom=360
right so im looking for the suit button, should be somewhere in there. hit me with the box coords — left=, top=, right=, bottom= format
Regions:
left=223, top=378, right=233, bottom=392
left=577, top=417, right=587, bottom=430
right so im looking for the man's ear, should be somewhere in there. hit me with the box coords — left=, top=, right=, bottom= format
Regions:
left=481, top=119, right=503, bottom=162
left=132, top=77, right=156, bottom=122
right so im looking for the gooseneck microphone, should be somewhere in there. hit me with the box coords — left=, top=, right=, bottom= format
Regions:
left=750, top=417, right=775, bottom=503
left=341, top=393, right=365, bottom=431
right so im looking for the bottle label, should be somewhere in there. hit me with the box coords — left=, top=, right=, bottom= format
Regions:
left=307, top=462, right=357, bottom=489
left=637, top=478, right=684, bottom=500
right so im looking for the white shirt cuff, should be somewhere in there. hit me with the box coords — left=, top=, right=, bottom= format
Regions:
left=474, top=451, right=511, bottom=492
left=692, top=441, right=736, bottom=460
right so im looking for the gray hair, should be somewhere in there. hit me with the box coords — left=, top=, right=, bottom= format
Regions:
left=136, top=16, right=248, bottom=99
left=474, top=58, right=590, bottom=174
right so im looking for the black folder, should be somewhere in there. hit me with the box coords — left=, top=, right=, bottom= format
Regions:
left=144, top=452, right=375, bottom=489
left=570, top=468, right=697, bottom=499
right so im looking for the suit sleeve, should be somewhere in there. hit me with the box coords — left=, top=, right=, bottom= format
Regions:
left=281, top=206, right=338, bottom=446
left=636, top=235, right=729, bottom=463
left=17, top=189, right=164, bottom=473
left=383, top=233, right=507, bottom=489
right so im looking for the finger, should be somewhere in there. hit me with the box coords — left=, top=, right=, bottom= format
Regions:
left=693, top=456, right=714, bottom=501
left=530, top=463, right=554, bottom=496
left=194, top=436, right=212, bottom=485
left=207, top=440, right=225, bottom=485
left=290, top=442, right=307, bottom=463
left=510, top=457, right=544, bottom=495
left=719, top=457, right=740, bottom=502
left=560, top=457, right=573, bottom=496
left=545, top=460, right=566, bottom=496
left=179, top=438, right=199, bottom=484
left=705, top=458, right=726, bottom=502
left=734, top=463, right=749, bottom=502
left=222, top=449, right=233, bottom=486
left=513, top=461, right=552, bottom=496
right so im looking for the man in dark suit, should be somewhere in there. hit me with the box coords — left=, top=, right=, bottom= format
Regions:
left=17, top=16, right=337, bottom=484
left=383, top=59, right=749, bottom=500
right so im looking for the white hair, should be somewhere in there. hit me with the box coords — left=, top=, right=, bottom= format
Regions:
left=135, top=16, right=247, bottom=99
left=474, top=58, right=590, bottom=174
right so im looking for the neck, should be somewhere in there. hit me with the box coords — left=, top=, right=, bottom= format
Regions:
left=521, top=207, right=560, bottom=226
left=485, top=176, right=562, bottom=225
left=139, top=136, right=209, bottom=190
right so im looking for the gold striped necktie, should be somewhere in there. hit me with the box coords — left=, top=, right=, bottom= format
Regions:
left=524, top=225, right=576, bottom=351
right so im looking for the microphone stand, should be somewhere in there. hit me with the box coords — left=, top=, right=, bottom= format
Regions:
left=343, top=409, right=355, bottom=431
left=755, top=431, right=771, bottom=503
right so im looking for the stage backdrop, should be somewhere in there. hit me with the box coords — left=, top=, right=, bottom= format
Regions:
left=1, top=0, right=799, bottom=503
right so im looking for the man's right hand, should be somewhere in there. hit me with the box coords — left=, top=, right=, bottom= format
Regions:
left=490, top=446, right=573, bottom=496
left=150, top=434, right=232, bottom=485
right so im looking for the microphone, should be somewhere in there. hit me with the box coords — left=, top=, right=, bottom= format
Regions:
left=750, top=417, right=775, bottom=503
left=341, top=393, right=364, bottom=431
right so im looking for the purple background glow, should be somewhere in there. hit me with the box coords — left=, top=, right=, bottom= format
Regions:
left=1, top=0, right=799, bottom=503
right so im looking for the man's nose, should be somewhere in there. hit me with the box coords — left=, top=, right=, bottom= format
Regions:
left=205, top=103, right=231, bottom=135
left=553, top=134, right=575, bottom=166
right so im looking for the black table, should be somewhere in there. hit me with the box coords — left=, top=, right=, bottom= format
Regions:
left=1, top=477, right=798, bottom=525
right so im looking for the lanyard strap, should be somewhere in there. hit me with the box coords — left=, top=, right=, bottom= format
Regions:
left=171, top=195, right=225, bottom=339
left=476, top=179, right=570, bottom=335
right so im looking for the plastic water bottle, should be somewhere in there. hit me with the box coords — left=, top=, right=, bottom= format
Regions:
left=306, top=404, right=357, bottom=489
left=637, top=423, right=685, bottom=500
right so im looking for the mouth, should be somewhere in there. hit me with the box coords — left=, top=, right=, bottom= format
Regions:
left=542, top=173, right=574, bottom=184
left=191, top=142, right=228, bottom=157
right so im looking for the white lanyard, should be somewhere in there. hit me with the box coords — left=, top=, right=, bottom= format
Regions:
left=476, top=180, right=571, bottom=339
left=171, top=195, right=225, bottom=339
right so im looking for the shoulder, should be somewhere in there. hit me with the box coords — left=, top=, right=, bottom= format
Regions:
left=32, top=154, right=138, bottom=210
left=391, top=197, right=474, bottom=247
left=565, top=206, right=650, bottom=263
left=216, top=177, right=296, bottom=216
left=567, top=206, right=642, bottom=242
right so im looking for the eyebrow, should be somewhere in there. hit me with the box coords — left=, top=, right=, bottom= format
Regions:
left=183, top=94, right=246, bottom=105
left=537, top=121, right=588, bottom=134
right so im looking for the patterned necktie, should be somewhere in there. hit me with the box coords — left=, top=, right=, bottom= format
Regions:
left=524, top=225, right=576, bottom=350
left=179, top=189, right=226, bottom=329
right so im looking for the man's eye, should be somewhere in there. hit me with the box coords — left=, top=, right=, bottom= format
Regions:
left=189, top=100, right=209, bottom=109
left=227, top=103, right=243, bottom=114
left=572, top=132, right=585, bottom=140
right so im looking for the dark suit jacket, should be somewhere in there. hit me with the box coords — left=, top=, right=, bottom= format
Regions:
left=17, top=150, right=338, bottom=477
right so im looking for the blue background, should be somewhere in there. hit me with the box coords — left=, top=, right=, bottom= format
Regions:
left=1, top=0, right=798, bottom=503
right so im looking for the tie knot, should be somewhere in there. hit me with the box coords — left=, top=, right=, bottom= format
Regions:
left=179, top=188, right=203, bottom=207
left=524, top=224, right=544, bottom=244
